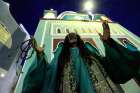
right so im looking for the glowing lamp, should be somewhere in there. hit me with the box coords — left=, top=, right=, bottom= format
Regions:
left=83, top=0, right=94, bottom=11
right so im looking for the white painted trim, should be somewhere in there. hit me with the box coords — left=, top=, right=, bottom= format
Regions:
left=40, top=21, right=47, bottom=47
left=50, top=36, right=54, bottom=61
left=57, top=11, right=77, bottom=19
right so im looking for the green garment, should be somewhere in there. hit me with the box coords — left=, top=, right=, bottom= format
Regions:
left=101, top=38, right=140, bottom=84
left=22, top=43, right=63, bottom=93
left=39, top=43, right=97, bottom=93
left=22, top=53, right=47, bottom=93
left=42, top=43, right=123, bottom=93
left=22, top=42, right=124, bottom=93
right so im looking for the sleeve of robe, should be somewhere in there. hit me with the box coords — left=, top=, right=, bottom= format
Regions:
left=84, top=42, right=103, bottom=63
left=40, top=42, right=64, bottom=93
left=85, top=42, right=125, bottom=93
left=21, top=51, right=48, bottom=93
left=22, top=42, right=64, bottom=93
left=101, top=38, right=140, bottom=84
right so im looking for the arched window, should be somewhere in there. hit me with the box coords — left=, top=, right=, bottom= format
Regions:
left=66, top=28, right=69, bottom=33
left=57, top=28, right=61, bottom=33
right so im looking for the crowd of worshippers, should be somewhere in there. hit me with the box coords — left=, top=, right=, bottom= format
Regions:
left=21, top=20, right=140, bottom=93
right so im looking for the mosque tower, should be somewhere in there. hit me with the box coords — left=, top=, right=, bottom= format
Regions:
left=15, top=10, right=140, bottom=93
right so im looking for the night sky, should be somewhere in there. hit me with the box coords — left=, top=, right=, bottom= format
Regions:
left=4, top=0, right=140, bottom=36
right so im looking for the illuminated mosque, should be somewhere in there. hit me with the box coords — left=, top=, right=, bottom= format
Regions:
left=15, top=10, right=140, bottom=93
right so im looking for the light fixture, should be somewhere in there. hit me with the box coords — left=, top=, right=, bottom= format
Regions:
left=83, top=0, right=95, bottom=12
left=0, top=73, right=5, bottom=78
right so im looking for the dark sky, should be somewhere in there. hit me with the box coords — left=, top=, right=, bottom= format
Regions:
left=5, top=0, right=140, bottom=36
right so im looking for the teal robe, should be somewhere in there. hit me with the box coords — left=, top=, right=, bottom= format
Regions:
left=22, top=41, right=125, bottom=93
left=21, top=53, right=47, bottom=93
left=22, top=40, right=139, bottom=93
left=101, top=38, right=140, bottom=84
left=41, top=45, right=97, bottom=93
